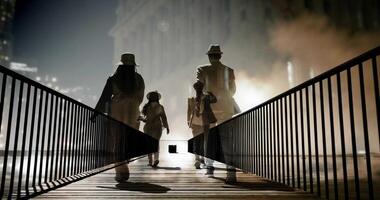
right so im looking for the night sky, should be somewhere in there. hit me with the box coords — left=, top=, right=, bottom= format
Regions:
left=13, top=0, right=117, bottom=104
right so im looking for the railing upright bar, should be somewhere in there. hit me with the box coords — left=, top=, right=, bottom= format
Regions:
left=294, top=92, right=300, bottom=189
left=300, top=89, right=306, bottom=191
left=54, top=97, right=62, bottom=180
left=81, top=106, right=87, bottom=173
left=336, top=73, right=349, bottom=199
left=346, top=68, right=360, bottom=199
left=266, top=105, right=270, bottom=179
left=276, top=100, right=280, bottom=182
left=48, top=95, right=57, bottom=182
left=58, top=100, right=67, bottom=179
left=45, top=93, right=54, bottom=183
left=327, top=77, right=339, bottom=200
left=305, top=87, right=313, bottom=193
left=38, top=91, right=49, bottom=185
left=17, top=83, right=31, bottom=198
left=74, top=105, right=82, bottom=174
left=259, top=108, right=262, bottom=176
left=358, top=63, right=374, bottom=200
left=285, top=96, right=290, bottom=186
left=0, top=74, right=7, bottom=200
left=77, top=106, right=83, bottom=173
left=85, top=109, right=90, bottom=171
left=8, top=80, right=24, bottom=198
left=68, top=103, right=75, bottom=175
left=62, top=101, right=70, bottom=178
left=319, top=80, right=329, bottom=199
left=289, top=94, right=295, bottom=188
left=270, top=103, right=274, bottom=180
left=280, top=98, right=285, bottom=184
left=32, top=89, right=43, bottom=187
left=312, top=83, right=321, bottom=196
left=371, top=57, right=380, bottom=153
left=72, top=104, right=79, bottom=175
left=1, top=77, right=15, bottom=197
left=25, top=86, right=37, bottom=193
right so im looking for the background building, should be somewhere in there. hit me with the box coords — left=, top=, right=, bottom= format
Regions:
left=110, top=0, right=380, bottom=144
left=0, top=0, right=16, bottom=67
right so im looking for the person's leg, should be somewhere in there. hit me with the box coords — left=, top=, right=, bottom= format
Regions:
left=152, top=141, right=160, bottom=167
left=192, top=125, right=203, bottom=169
left=203, top=124, right=214, bottom=176
left=148, top=153, right=153, bottom=166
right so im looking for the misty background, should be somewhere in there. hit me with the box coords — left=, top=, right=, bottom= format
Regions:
left=9, top=0, right=380, bottom=150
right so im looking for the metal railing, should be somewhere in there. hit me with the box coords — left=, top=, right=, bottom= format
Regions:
left=189, top=46, right=380, bottom=199
left=0, top=65, right=158, bottom=199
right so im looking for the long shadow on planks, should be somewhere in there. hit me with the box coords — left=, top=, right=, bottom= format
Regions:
left=97, top=182, right=171, bottom=193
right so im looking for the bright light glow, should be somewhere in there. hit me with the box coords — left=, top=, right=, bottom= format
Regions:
left=36, top=76, right=41, bottom=81
left=287, top=61, right=293, bottom=87
left=234, top=72, right=268, bottom=112
left=310, top=68, right=315, bottom=78
left=47, top=83, right=52, bottom=87
left=52, top=77, right=57, bottom=82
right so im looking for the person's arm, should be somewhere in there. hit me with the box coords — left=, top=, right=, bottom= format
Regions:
left=206, top=91, right=217, bottom=104
left=136, top=74, right=145, bottom=105
left=187, top=98, right=192, bottom=126
left=196, top=66, right=205, bottom=83
left=94, top=77, right=112, bottom=113
left=160, top=106, right=169, bottom=134
left=229, top=68, right=236, bottom=96
left=91, top=77, right=112, bottom=121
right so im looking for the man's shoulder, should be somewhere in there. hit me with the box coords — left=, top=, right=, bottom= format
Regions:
left=197, top=64, right=211, bottom=71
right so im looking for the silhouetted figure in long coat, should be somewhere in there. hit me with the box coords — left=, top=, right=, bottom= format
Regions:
left=94, top=53, right=145, bottom=182
left=196, top=44, right=239, bottom=183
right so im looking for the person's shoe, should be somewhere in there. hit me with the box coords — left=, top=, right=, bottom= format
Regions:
left=225, top=176, right=237, bottom=184
left=225, top=168, right=237, bottom=184
left=147, top=163, right=152, bottom=166
left=205, top=166, right=214, bottom=177
left=152, top=160, right=159, bottom=168
left=194, top=161, right=201, bottom=169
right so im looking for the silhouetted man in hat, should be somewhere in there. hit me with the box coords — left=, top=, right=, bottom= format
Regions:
left=196, top=44, right=240, bottom=183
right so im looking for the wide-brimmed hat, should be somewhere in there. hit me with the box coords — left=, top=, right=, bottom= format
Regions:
left=147, top=91, right=161, bottom=100
left=206, top=44, right=223, bottom=55
left=121, top=53, right=137, bottom=66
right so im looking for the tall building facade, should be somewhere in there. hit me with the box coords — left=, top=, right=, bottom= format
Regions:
left=0, top=0, right=16, bottom=67
left=110, top=0, right=380, bottom=139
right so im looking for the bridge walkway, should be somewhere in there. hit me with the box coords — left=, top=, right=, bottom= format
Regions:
left=35, top=153, right=318, bottom=199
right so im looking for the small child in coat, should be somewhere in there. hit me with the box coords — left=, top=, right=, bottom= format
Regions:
left=139, top=91, right=169, bottom=167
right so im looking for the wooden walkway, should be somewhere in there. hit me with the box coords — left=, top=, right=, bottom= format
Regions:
left=35, top=153, right=318, bottom=199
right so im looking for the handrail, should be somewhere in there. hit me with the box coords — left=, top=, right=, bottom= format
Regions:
left=220, top=45, right=380, bottom=126
left=189, top=45, right=380, bottom=199
left=0, top=65, right=158, bottom=199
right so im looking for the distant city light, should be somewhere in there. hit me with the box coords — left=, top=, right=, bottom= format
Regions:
left=52, top=77, right=57, bottom=82
left=287, top=61, right=294, bottom=87
left=10, top=62, right=38, bottom=72
left=36, top=76, right=41, bottom=81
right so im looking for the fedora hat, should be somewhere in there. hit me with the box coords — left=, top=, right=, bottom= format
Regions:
left=121, top=53, right=137, bottom=66
left=147, top=91, right=161, bottom=100
left=206, top=44, right=223, bottom=55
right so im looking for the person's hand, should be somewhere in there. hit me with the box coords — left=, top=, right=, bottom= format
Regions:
left=166, top=128, right=170, bottom=134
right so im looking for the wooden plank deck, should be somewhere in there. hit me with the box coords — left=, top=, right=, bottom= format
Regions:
left=35, top=153, right=318, bottom=199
